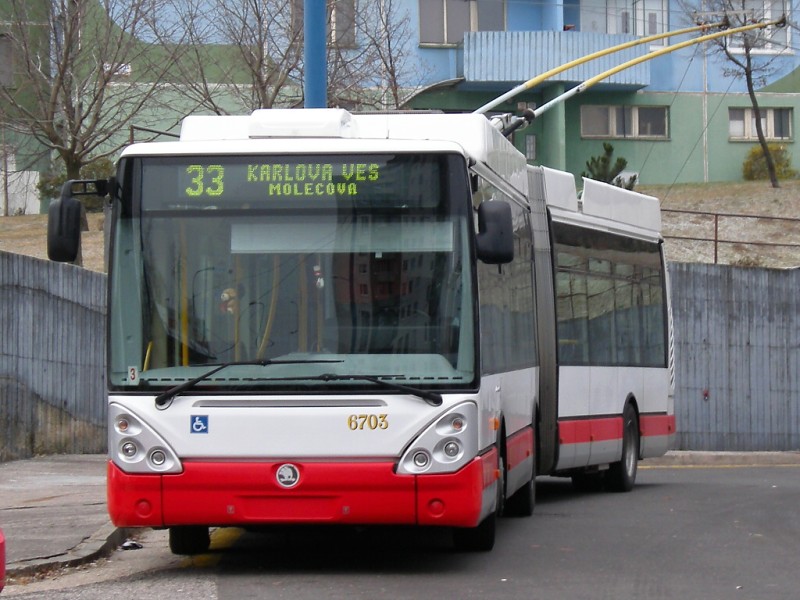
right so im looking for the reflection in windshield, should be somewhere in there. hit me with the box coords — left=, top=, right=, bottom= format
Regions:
left=110, top=178, right=475, bottom=391
left=109, top=154, right=475, bottom=391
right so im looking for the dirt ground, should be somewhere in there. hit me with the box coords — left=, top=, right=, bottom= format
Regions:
left=642, top=179, right=800, bottom=268
left=1, top=178, right=799, bottom=272
left=0, top=212, right=106, bottom=272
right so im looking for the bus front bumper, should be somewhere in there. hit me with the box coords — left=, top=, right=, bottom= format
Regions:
left=108, top=450, right=497, bottom=530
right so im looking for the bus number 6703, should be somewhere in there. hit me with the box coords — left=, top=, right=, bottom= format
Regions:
left=347, top=414, right=389, bottom=431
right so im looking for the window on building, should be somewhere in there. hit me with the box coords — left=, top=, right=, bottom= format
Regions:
left=636, top=0, right=668, bottom=39
left=291, top=0, right=356, bottom=48
left=525, top=135, right=536, bottom=161
left=729, top=107, right=792, bottom=140
left=419, top=0, right=506, bottom=45
left=724, top=0, right=788, bottom=52
left=0, top=35, right=13, bottom=87
left=330, top=0, right=356, bottom=47
left=581, top=0, right=667, bottom=44
left=580, top=105, right=668, bottom=139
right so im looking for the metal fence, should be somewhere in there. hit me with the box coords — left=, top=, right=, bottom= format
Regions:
left=1, top=252, right=798, bottom=461
left=662, top=208, right=800, bottom=268
left=670, top=262, right=800, bottom=450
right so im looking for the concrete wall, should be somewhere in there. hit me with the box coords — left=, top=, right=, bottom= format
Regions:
left=0, top=251, right=106, bottom=461
left=1, top=253, right=798, bottom=460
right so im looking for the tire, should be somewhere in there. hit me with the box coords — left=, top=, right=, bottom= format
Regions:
left=169, top=526, right=210, bottom=555
left=607, top=403, right=640, bottom=492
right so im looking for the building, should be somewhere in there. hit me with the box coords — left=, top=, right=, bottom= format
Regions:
left=399, top=0, right=800, bottom=184
left=0, top=2, right=47, bottom=214
left=2, top=0, right=799, bottom=199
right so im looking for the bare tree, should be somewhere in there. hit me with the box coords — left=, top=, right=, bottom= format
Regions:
left=165, top=0, right=422, bottom=113
left=340, top=0, right=421, bottom=109
left=163, top=0, right=303, bottom=113
left=682, top=0, right=788, bottom=187
left=0, top=0, right=186, bottom=180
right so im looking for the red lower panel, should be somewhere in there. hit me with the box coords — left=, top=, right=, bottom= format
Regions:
left=417, top=449, right=495, bottom=527
left=506, top=427, right=534, bottom=472
left=108, top=461, right=164, bottom=527
left=162, top=461, right=416, bottom=526
left=559, top=413, right=674, bottom=445
left=640, top=414, right=676, bottom=437
left=559, top=419, right=602, bottom=445
left=0, top=527, right=5, bottom=592
left=107, top=455, right=492, bottom=529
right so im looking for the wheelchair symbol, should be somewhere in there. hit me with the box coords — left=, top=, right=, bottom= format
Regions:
left=191, top=415, right=209, bottom=434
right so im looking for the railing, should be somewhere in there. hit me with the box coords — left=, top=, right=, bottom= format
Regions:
left=661, top=208, right=800, bottom=267
left=463, top=31, right=650, bottom=87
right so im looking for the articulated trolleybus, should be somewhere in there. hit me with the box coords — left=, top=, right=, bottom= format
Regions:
left=49, top=108, right=674, bottom=554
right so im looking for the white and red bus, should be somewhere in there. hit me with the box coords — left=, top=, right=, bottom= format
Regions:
left=48, top=109, right=674, bottom=554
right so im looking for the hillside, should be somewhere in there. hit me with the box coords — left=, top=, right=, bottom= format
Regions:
left=642, top=179, right=800, bottom=268
left=0, top=212, right=106, bottom=273
left=1, top=179, right=799, bottom=272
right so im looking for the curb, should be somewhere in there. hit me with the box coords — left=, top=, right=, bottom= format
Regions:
left=6, top=525, right=132, bottom=579
left=642, top=450, right=800, bottom=467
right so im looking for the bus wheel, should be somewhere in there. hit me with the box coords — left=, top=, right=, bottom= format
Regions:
left=169, top=526, right=210, bottom=555
left=607, top=403, right=639, bottom=492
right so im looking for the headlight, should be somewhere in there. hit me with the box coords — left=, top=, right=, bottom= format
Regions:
left=109, top=403, right=182, bottom=473
left=397, top=402, right=478, bottom=475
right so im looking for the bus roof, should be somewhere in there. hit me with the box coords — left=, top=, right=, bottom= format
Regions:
left=535, top=166, right=662, bottom=238
left=129, top=108, right=661, bottom=237
left=175, top=109, right=529, bottom=198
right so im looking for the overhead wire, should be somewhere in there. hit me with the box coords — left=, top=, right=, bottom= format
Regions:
left=633, top=36, right=706, bottom=189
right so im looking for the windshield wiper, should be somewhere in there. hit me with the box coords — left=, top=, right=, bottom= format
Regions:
left=313, top=373, right=443, bottom=407
left=153, top=359, right=344, bottom=409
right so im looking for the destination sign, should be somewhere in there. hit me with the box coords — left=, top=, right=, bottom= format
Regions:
left=140, top=154, right=448, bottom=210
left=182, top=162, right=383, bottom=200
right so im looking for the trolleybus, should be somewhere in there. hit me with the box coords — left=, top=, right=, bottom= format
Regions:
left=48, top=108, right=675, bottom=554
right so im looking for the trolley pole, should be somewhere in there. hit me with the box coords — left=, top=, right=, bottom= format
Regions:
left=474, top=21, right=725, bottom=115
left=304, top=0, right=327, bottom=108
left=488, top=16, right=784, bottom=136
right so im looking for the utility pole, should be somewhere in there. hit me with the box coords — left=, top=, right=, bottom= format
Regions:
left=1, top=125, right=8, bottom=217
left=304, top=0, right=327, bottom=108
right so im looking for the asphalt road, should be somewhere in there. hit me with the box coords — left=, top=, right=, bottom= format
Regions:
left=6, top=463, right=800, bottom=599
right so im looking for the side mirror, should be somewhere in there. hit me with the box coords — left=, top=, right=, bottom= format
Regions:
left=47, top=182, right=83, bottom=263
left=476, top=201, right=514, bottom=264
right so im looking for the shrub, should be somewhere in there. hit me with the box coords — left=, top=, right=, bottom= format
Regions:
left=742, top=143, right=797, bottom=181
left=582, top=142, right=637, bottom=190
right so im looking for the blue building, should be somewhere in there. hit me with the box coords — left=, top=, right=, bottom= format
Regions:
left=397, top=0, right=799, bottom=183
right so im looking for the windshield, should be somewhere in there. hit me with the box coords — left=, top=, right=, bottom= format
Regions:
left=108, top=153, right=476, bottom=392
